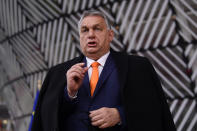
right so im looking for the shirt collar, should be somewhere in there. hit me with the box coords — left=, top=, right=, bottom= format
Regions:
left=86, top=51, right=110, bottom=68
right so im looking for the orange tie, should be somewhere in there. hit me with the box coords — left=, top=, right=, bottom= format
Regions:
left=90, top=62, right=100, bottom=96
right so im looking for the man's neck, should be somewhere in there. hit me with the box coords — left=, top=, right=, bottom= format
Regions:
left=86, top=51, right=110, bottom=61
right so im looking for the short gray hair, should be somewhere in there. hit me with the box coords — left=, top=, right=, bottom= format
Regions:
left=78, top=10, right=111, bottom=32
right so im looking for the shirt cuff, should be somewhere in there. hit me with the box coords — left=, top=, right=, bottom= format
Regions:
left=67, top=91, right=78, bottom=100
left=64, top=86, right=78, bottom=102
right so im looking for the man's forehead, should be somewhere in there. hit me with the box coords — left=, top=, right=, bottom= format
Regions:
left=80, top=15, right=106, bottom=27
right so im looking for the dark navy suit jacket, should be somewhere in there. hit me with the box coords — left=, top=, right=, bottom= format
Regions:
left=31, top=51, right=176, bottom=131
left=60, top=54, right=126, bottom=131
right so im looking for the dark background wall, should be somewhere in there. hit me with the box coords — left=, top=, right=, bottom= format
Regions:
left=0, top=0, right=196, bottom=131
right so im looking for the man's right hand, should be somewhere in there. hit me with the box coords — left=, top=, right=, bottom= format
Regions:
left=66, top=63, right=88, bottom=97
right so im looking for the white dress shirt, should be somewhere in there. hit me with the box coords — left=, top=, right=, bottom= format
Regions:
left=86, top=51, right=110, bottom=80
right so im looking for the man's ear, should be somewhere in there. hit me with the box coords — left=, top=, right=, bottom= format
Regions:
left=109, top=30, right=114, bottom=42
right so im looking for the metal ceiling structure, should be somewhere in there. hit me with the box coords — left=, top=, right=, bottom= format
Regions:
left=0, top=0, right=196, bottom=131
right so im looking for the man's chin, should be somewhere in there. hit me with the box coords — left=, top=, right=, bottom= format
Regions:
left=86, top=49, right=98, bottom=54
left=85, top=51, right=100, bottom=59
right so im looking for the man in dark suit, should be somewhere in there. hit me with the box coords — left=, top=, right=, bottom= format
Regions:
left=31, top=10, right=176, bottom=131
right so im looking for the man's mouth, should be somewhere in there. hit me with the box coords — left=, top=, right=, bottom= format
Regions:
left=87, top=42, right=97, bottom=47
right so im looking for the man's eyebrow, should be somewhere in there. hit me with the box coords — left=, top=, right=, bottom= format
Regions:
left=81, top=26, right=87, bottom=28
left=93, top=24, right=103, bottom=28
left=81, top=23, right=103, bottom=28
left=93, top=24, right=102, bottom=26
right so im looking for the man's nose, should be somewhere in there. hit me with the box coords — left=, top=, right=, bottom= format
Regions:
left=88, top=29, right=95, bottom=38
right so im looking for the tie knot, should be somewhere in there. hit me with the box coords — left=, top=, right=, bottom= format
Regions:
left=91, top=62, right=100, bottom=68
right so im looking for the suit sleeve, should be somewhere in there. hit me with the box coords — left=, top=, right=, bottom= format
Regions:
left=146, top=58, right=177, bottom=131
left=116, top=106, right=126, bottom=127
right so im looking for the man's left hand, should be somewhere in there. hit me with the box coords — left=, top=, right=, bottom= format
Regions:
left=89, top=107, right=121, bottom=129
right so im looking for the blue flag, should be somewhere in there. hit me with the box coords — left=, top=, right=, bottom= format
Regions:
left=28, top=89, right=40, bottom=131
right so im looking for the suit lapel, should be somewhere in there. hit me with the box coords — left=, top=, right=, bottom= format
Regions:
left=82, top=58, right=91, bottom=97
left=92, top=54, right=116, bottom=97
left=93, top=51, right=129, bottom=98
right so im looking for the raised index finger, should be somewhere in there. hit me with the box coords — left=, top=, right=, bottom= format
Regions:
left=71, top=63, right=88, bottom=73
left=73, top=62, right=85, bottom=67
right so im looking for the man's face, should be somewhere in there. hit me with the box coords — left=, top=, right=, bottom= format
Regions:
left=79, top=15, right=114, bottom=60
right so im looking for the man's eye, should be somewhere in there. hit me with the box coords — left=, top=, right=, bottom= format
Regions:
left=81, top=28, right=88, bottom=32
left=95, top=27, right=102, bottom=31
